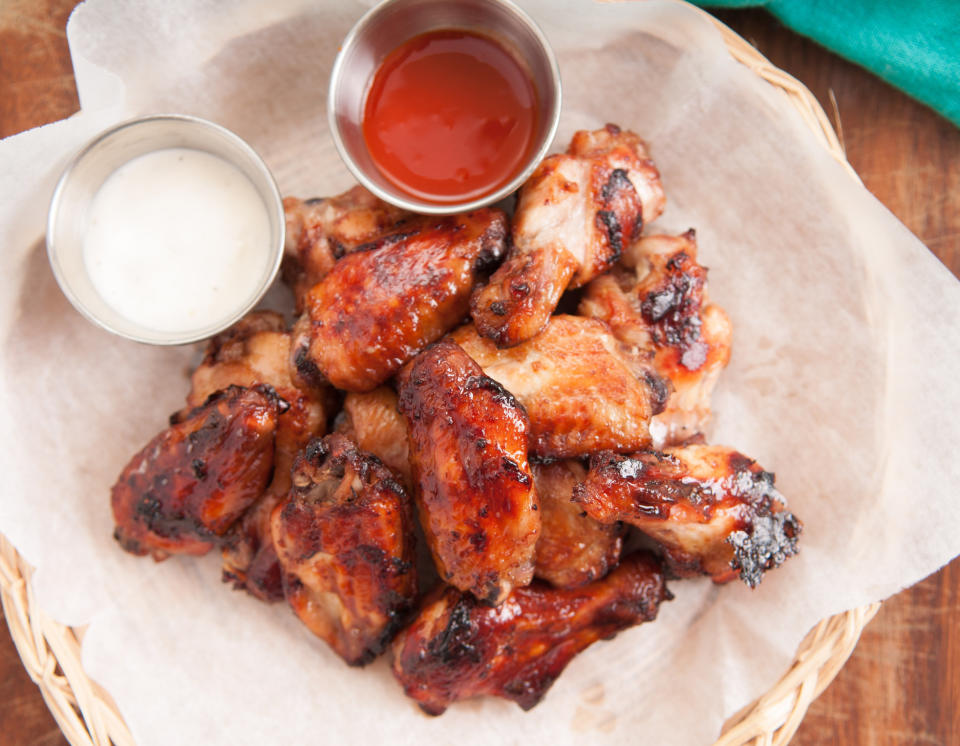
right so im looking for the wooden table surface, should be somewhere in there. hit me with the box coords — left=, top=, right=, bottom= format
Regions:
left=1, top=2, right=957, bottom=744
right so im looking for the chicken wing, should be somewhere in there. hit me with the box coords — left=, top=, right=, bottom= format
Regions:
left=112, top=385, right=281, bottom=560
left=579, top=231, right=732, bottom=447
left=272, top=433, right=418, bottom=666
left=336, top=387, right=412, bottom=488
left=471, top=124, right=665, bottom=347
left=451, top=315, right=669, bottom=458
left=283, top=186, right=408, bottom=311
left=292, top=208, right=508, bottom=393
left=533, top=460, right=624, bottom=588
left=186, top=310, right=329, bottom=489
left=391, top=551, right=668, bottom=715
left=185, top=311, right=331, bottom=601
left=397, top=339, right=539, bottom=605
left=573, top=445, right=801, bottom=586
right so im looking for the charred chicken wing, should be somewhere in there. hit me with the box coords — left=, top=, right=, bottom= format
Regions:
left=185, top=311, right=331, bottom=601
left=580, top=231, right=732, bottom=447
left=392, top=551, right=668, bottom=715
left=452, top=315, right=669, bottom=458
left=397, top=339, right=539, bottom=605
left=471, top=124, right=666, bottom=347
left=292, top=208, right=508, bottom=392
left=283, top=186, right=408, bottom=311
left=573, top=445, right=801, bottom=586
left=533, top=460, right=624, bottom=588
left=112, top=385, right=281, bottom=560
left=272, top=433, right=418, bottom=666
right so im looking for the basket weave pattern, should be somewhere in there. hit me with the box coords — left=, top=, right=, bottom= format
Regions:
left=0, top=10, right=879, bottom=746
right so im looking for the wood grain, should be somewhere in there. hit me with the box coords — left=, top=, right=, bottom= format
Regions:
left=0, top=2, right=957, bottom=745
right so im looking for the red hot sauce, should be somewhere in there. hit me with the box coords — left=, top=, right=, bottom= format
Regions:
left=362, top=29, right=538, bottom=204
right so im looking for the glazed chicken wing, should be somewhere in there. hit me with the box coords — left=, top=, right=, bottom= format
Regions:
left=471, top=124, right=666, bottom=347
left=573, top=445, right=801, bottom=586
left=336, top=387, right=412, bottom=489
left=533, top=460, right=624, bottom=588
left=186, top=310, right=329, bottom=489
left=283, top=186, right=408, bottom=311
left=392, top=551, right=668, bottom=715
left=272, top=433, right=418, bottom=666
left=397, top=339, right=539, bottom=605
left=452, top=315, right=669, bottom=458
left=580, top=231, right=732, bottom=447
left=292, top=208, right=508, bottom=392
left=185, top=311, right=331, bottom=601
left=112, top=385, right=281, bottom=560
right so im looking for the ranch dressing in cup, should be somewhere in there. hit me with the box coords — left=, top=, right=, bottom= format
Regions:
left=83, top=148, right=271, bottom=334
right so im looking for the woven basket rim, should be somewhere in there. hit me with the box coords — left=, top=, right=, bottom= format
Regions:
left=0, top=6, right=879, bottom=745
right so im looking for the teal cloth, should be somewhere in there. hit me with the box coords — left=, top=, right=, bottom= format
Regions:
left=694, top=0, right=960, bottom=127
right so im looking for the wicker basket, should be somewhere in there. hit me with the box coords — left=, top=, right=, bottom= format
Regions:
left=0, top=9, right=881, bottom=746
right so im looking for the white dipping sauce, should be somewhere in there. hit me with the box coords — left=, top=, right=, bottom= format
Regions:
left=83, top=148, right=272, bottom=333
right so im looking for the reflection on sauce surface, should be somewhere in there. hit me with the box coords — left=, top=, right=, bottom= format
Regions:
left=362, top=29, right=538, bottom=204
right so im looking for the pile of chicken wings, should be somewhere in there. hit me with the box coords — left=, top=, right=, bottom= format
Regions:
left=111, top=124, right=800, bottom=714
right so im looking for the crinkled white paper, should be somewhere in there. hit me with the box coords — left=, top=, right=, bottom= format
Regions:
left=2, top=1, right=960, bottom=744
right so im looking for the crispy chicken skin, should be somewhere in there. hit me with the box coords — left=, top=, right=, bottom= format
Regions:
left=533, top=461, right=624, bottom=588
left=580, top=231, right=732, bottom=447
left=272, top=433, right=418, bottom=666
left=185, top=311, right=331, bottom=601
left=112, top=385, right=281, bottom=561
left=283, top=187, right=408, bottom=311
left=186, top=310, right=329, bottom=489
left=397, top=340, right=539, bottom=605
left=337, top=387, right=412, bottom=488
left=573, top=445, right=801, bottom=586
left=451, top=315, right=669, bottom=458
left=293, top=208, right=508, bottom=393
left=391, top=551, right=668, bottom=715
left=471, top=124, right=666, bottom=347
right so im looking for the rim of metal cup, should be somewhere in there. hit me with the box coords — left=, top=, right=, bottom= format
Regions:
left=327, top=0, right=562, bottom=215
left=46, top=113, right=285, bottom=346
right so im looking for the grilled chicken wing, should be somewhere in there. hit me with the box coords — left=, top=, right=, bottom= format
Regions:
left=112, top=385, right=281, bottom=560
left=283, top=187, right=408, bottom=311
left=336, top=387, right=412, bottom=488
left=471, top=124, right=665, bottom=347
left=452, top=315, right=669, bottom=458
left=533, top=461, right=624, bottom=588
left=186, top=310, right=329, bottom=489
left=573, top=445, right=801, bottom=586
left=272, top=433, right=418, bottom=666
left=579, top=231, right=732, bottom=447
left=392, top=551, right=668, bottom=715
left=185, top=311, right=331, bottom=601
left=397, top=339, right=539, bottom=605
left=292, top=208, right=508, bottom=393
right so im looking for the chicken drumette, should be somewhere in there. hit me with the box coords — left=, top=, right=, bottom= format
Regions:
left=397, top=340, right=539, bottom=605
left=292, top=208, right=508, bottom=393
left=573, top=445, right=801, bottom=586
left=580, top=231, right=732, bottom=447
left=392, top=551, right=668, bottom=715
left=471, top=124, right=666, bottom=347
left=272, top=433, right=418, bottom=666
left=111, top=385, right=281, bottom=560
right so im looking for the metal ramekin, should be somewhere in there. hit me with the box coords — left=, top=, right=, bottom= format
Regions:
left=328, top=0, right=562, bottom=215
left=46, top=114, right=285, bottom=345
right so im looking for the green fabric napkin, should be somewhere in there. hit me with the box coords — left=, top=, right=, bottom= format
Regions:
left=694, top=0, right=960, bottom=127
